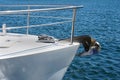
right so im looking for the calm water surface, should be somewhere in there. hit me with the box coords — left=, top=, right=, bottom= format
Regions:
left=0, top=0, right=120, bottom=80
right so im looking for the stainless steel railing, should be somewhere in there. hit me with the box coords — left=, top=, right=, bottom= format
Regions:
left=0, top=5, right=83, bottom=44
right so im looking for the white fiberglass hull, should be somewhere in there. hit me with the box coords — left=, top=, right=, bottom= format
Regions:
left=0, top=5, right=82, bottom=80
left=0, top=40, right=79, bottom=80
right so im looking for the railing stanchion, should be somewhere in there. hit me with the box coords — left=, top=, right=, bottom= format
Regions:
left=27, top=5, right=30, bottom=35
left=2, top=24, right=7, bottom=35
left=71, top=8, right=76, bottom=44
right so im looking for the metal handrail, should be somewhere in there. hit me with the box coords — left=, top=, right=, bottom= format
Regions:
left=0, top=20, right=72, bottom=30
left=0, top=5, right=68, bottom=7
left=0, top=5, right=83, bottom=15
left=0, top=15, right=71, bottom=20
left=0, top=5, right=83, bottom=44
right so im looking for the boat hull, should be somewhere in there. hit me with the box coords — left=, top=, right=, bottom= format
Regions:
left=0, top=44, right=79, bottom=80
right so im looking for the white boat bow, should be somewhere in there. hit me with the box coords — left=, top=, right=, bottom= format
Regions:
left=0, top=5, right=83, bottom=80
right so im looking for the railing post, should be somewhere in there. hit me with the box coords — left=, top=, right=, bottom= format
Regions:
left=27, top=5, right=30, bottom=35
left=71, top=8, right=76, bottom=44
left=2, top=24, right=7, bottom=35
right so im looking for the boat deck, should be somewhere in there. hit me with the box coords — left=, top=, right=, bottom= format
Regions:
left=0, top=5, right=82, bottom=60
left=0, top=33, right=79, bottom=59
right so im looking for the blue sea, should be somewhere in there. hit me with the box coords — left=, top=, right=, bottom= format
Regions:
left=0, top=0, right=120, bottom=80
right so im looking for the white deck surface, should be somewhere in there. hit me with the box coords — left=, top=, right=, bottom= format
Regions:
left=0, top=33, right=79, bottom=59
